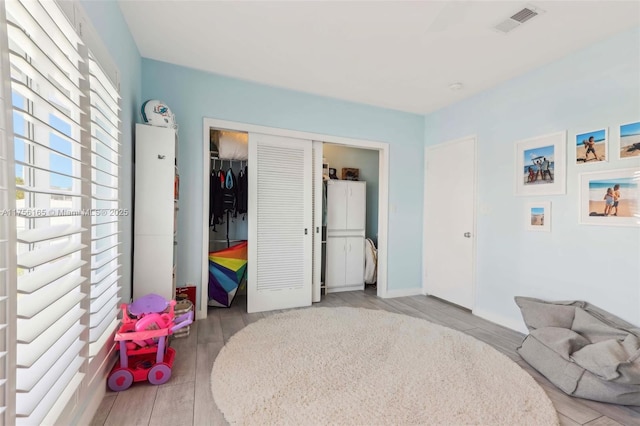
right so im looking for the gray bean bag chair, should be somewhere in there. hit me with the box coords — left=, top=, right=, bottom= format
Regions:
left=515, top=296, right=640, bottom=405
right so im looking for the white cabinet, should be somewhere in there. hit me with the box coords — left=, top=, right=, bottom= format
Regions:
left=326, top=236, right=365, bottom=291
left=133, top=124, right=178, bottom=301
left=325, top=180, right=366, bottom=292
left=326, top=181, right=366, bottom=231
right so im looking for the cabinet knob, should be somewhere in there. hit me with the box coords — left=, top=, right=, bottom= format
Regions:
left=158, top=154, right=166, bottom=159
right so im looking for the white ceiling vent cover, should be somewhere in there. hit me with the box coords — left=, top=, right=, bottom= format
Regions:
left=494, top=4, right=545, bottom=34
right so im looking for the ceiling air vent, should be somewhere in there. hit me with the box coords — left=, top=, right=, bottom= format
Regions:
left=494, top=4, right=544, bottom=34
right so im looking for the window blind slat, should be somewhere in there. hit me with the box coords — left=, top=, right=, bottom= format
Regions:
left=16, top=334, right=83, bottom=391
left=7, top=0, right=83, bottom=69
left=90, top=284, right=119, bottom=314
left=11, top=81, right=84, bottom=126
left=12, top=107, right=84, bottom=146
left=91, top=262, right=119, bottom=286
left=6, top=24, right=83, bottom=90
left=16, top=354, right=84, bottom=420
left=89, top=318, right=118, bottom=359
left=17, top=275, right=85, bottom=319
left=17, top=0, right=83, bottom=61
left=14, top=134, right=83, bottom=162
left=16, top=310, right=85, bottom=368
left=15, top=161, right=84, bottom=184
left=16, top=186, right=82, bottom=198
left=16, top=241, right=85, bottom=269
left=89, top=295, right=118, bottom=339
left=17, top=224, right=84, bottom=244
left=88, top=56, right=120, bottom=102
left=16, top=290, right=85, bottom=342
left=38, top=0, right=83, bottom=47
left=91, top=102, right=120, bottom=134
left=9, top=52, right=84, bottom=108
left=17, top=257, right=85, bottom=293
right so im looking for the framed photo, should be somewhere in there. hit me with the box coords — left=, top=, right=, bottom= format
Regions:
left=515, top=131, right=566, bottom=196
left=341, top=168, right=359, bottom=181
left=619, top=121, right=640, bottom=160
left=575, top=128, right=607, bottom=164
left=579, top=168, right=639, bottom=227
left=525, top=201, right=551, bottom=232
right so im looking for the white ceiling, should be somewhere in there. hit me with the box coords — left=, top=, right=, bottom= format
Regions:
left=118, top=1, right=640, bottom=115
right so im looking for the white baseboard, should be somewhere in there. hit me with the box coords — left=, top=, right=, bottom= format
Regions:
left=472, top=307, right=528, bottom=334
left=75, top=380, right=107, bottom=426
left=381, top=287, right=424, bottom=299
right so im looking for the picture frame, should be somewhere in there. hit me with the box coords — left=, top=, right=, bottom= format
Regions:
left=579, top=168, right=639, bottom=227
left=515, top=131, right=566, bottom=196
left=619, top=121, right=640, bottom=160
left=525, top=201, right=551, bottom=232
left=575, top=128, right=607, bottom=164
left=341, top=167, right=359, bottom=181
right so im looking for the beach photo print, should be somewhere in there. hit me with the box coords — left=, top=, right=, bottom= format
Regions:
left=515, top=131, right=566, bottom=196
left=525, top=201, right=551, bottom=232
left=579, top=168, right=639, bottom=227
left=575, top=128, right=607, bottom=164
left=619, top=121, right=640, bottom=159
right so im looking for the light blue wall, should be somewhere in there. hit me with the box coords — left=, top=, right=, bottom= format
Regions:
left=424, top=26, right=640, bottom=329
left=141, top=59, right=425, bottom=304
left=323, top=144, right=379, bottom=240
left=81, top=0, right=142, bottom=303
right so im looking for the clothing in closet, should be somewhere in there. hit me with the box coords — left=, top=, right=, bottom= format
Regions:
left=222, top=168, right=237, bottom=215
left=209, top=170, right=224, bottom=227
left=236, top=166, right=248, bottom=215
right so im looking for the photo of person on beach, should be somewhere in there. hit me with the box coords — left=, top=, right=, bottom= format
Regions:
left=588, top=178, right=637, bottom=218
left=523, top=145, right=554, bottom=185
left=619, top=121, right=640, bottom=159
left=576, top=129, right=606, bottom=164
left=603, top=187, right=614, bottom=216
left=530, top=207, right=544, bottom=226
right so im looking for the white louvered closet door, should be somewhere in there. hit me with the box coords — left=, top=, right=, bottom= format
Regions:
left=247, top=133, right=312, bottom=313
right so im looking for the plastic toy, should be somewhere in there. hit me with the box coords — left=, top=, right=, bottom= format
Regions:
left=107, top=294, right=193, bottom=391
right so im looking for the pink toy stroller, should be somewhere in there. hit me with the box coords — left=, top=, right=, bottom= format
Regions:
left=107, top=294, right=193, bottom=391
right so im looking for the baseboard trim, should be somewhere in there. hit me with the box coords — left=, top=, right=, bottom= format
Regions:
left=381, top=287, right=424, bottom=299
left=75, top=380, right=107, bottom=426
left=472, top=307, right=528, bottom=334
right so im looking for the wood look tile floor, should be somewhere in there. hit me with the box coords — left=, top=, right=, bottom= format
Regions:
left=92, top=288, right=640, bottom=426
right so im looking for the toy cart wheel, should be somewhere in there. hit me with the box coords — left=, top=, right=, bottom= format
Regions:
left=108, top=368, right=134, bottom=391
left=148, top=363, right=172, bottom=385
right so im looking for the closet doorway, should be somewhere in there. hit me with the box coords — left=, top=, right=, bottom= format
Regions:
left=322, top=143, right=380, bottom=294
left=200, top=118, right=389, bottom=318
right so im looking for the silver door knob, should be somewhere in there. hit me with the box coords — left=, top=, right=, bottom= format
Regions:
left=464, top=232, right=471, bottom=238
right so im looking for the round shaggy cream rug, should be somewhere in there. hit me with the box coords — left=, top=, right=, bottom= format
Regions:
left=211, top=307, right=558, bottom=425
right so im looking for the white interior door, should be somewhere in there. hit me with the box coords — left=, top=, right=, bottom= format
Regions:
left=424, top=137, right=476, bottom=309
left=248, top=133, right=312, bottom=313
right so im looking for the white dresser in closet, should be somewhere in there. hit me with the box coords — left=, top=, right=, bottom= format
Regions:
left=325, top=180, right=366, bottom=292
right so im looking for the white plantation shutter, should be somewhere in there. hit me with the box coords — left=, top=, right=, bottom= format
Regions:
left=0, top=3, right=18, bottom=422
left=87, top=52, right=121, bottom=359
left=6, top=0, right=87, bottom=423
left=0, top=0, right=122, bottom=423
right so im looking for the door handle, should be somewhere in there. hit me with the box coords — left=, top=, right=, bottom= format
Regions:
left=464, top=232, right=471, bottom=238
